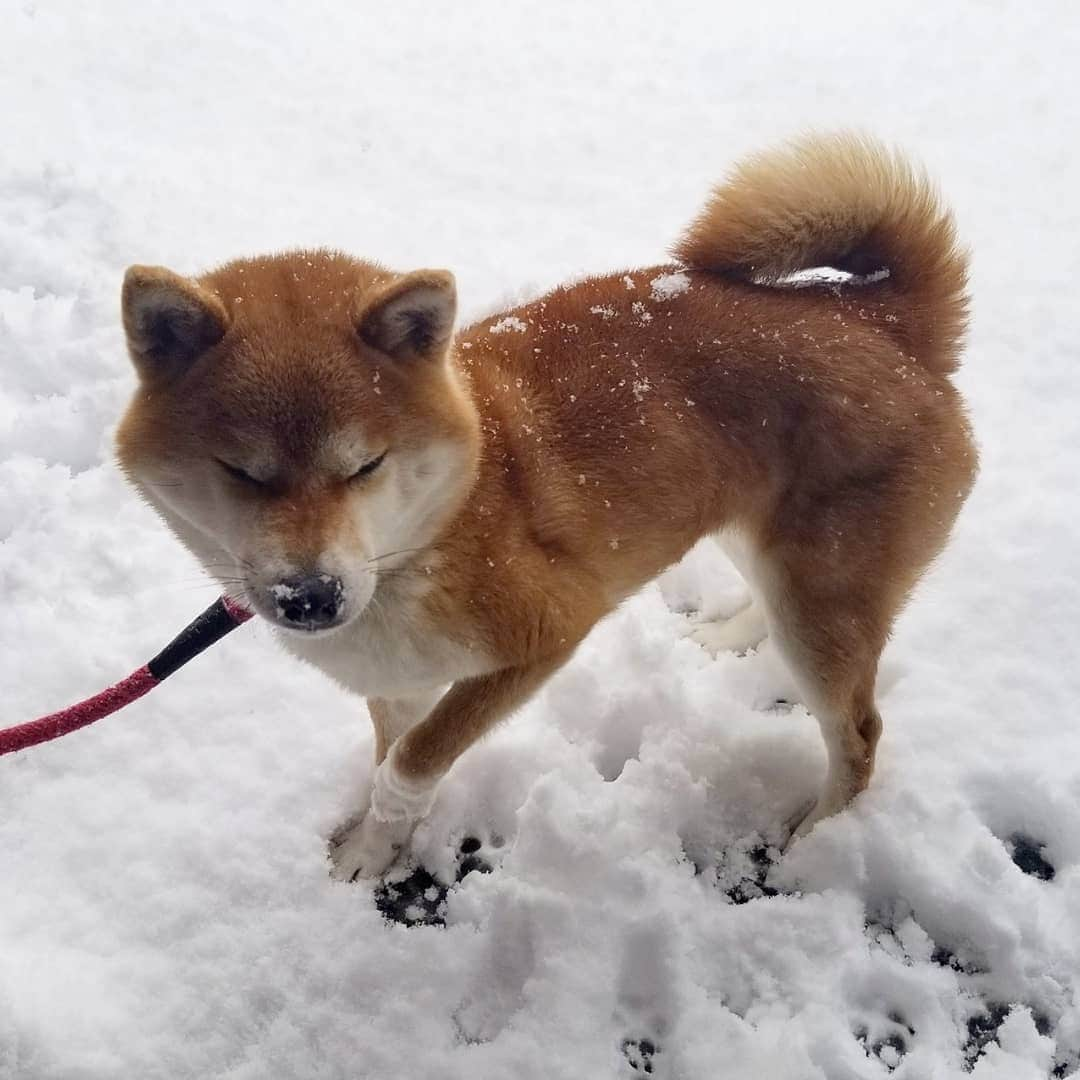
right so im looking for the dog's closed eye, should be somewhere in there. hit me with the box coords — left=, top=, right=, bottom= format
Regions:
left=215, top=459, right=266, bottom=487
left=349, top=451, right=387, bottom=482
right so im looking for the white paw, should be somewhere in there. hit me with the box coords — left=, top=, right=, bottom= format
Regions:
left=370, top=744, right=438, bottom=823
left=686, top=602, right=768, bottom=656
left=783, top=799, right=820, bottom=848
left=328, top=813, right=415, bottom=881
left=783, top=793, right=848, bottom=850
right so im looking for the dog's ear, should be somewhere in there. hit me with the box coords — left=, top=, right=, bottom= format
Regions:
left=356, top=270, right=456, bottom=362
left=122, top=265, right=229, bottom=377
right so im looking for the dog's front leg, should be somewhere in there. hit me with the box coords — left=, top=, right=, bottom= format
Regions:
left=328, top=690, right=439, bottom=881
left=369, top=690, right=443, bottom=766
left=329, top=658, right=567, bottom=881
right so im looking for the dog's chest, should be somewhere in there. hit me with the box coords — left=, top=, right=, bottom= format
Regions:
left=279, top=587, right=493, bottom=700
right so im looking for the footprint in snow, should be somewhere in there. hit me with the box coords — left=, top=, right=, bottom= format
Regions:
left=621, top=1037, right=659, bottom=1075
left=685, top=836, right=783, bottom=905
left=374, top=835, right=496, bottom=928
left=853, top=1013, right=915, bottom=1073
left=962, top=1005, right=1072, bottom=1075
left=615, top=921, right=677, bottom=1077
left=1005, top=833, right=1055, bottom=881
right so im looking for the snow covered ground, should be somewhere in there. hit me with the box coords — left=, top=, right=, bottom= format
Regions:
left=2, top=3, right=1079, bottom=1077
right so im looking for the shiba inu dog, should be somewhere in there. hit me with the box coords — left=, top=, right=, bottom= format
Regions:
left=116, top=134, right=977, bottom=880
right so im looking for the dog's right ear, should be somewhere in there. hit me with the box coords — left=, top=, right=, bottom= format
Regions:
left=122, top=266, right=229, bottom=377
left=356, top=270, right=457, bottom=363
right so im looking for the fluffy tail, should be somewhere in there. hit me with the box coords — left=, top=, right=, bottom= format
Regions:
left=672, top=133, right=969, bottom=375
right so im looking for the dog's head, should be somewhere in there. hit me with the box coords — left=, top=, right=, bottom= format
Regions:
left=116, top=251, right=479, bottom=635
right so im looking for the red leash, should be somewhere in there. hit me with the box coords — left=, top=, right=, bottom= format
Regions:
left=0, top=596, right=253, bottom=758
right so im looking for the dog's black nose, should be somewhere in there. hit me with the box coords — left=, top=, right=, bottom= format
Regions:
left=271, top=574, right=344, bottom=630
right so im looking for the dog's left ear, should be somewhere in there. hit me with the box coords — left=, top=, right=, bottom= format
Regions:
left=122, top=265, right=230, bottom=378
left=357, top=270, right=456, bottom=362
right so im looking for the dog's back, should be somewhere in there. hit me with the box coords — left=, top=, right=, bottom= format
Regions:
left=455, top=134, right=975, bottom=617
left=443, top=133, right=977, bottom=841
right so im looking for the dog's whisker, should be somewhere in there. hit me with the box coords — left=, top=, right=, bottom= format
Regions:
left=367, top=547, right=425, bottom=564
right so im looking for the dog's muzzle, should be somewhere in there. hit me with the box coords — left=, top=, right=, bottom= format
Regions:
left=268, top=573, right=346, bottom=631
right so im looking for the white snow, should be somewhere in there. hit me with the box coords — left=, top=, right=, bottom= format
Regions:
left=783, top=267, right=892, bottom=288
left=488, top=315, right=528, bottom=335
left=3, top=4, right=1080, bottom=1079
left=649, top=271, right=691, bottom=301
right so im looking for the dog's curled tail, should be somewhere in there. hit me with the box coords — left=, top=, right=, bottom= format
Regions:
left=672, top=133, right=969, bottom=375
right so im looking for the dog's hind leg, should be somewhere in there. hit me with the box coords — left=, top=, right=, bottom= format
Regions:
left=755, top=547, right=889, bottom=843
left=688, top=600, right=767, bottom=656
left=687, top=528, right=769, bottom=655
